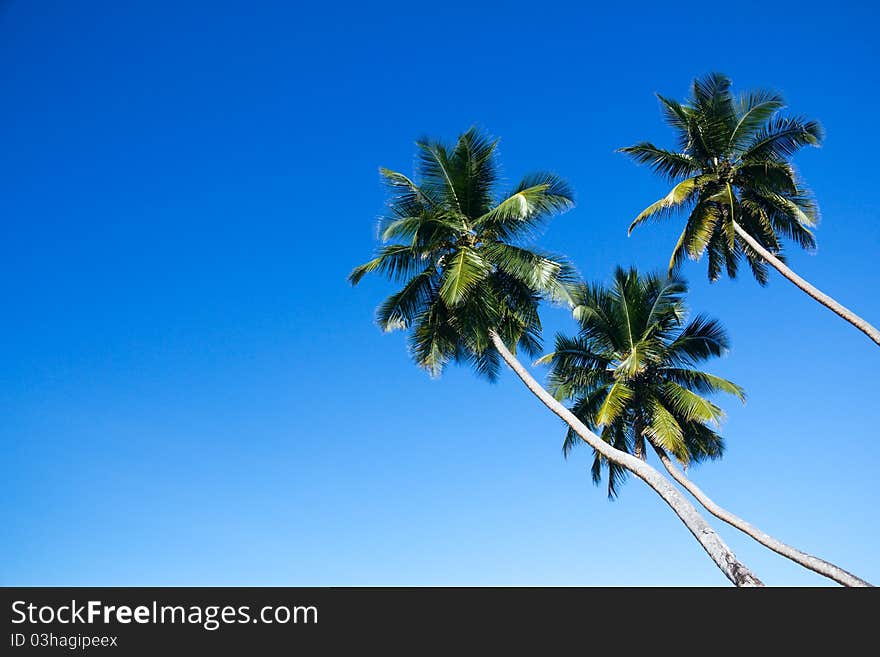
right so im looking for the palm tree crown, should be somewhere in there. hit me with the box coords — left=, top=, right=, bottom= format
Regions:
left=621, top=73, right=823, bottom=284
left=541, top=267, right=745, bottom=497
left=349, top=127, right=575, bottom=380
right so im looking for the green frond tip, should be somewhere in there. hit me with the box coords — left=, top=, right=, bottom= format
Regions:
left=379, top=167, right=420, bottom=190
left=475, top=172, right=574, bottom=241
left=628, top=176, right=700, bottom=234
left=348, top=260, right=376, bottom=286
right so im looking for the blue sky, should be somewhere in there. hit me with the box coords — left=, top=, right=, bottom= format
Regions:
left=2, top=0, right=878, bottom=586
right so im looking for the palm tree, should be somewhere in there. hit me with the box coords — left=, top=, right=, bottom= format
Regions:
left=621, top=73, right=880, bottom=346
left=350, top=127, right=763, bottom=586
left=542, top=267, right=871, bottom=586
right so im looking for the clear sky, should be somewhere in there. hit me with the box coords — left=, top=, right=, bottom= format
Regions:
left=2, top=0, right=878, bottom=586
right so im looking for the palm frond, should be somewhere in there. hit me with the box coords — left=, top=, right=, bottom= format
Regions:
left=766, top=208, right=817, bottom=252
left=376, top=265, right=438, bottom=331
left=408, top=302, right=459, bottom=377
left=415, top=138, right=463, bottom=214
left=660, top=381, right=725, bottom=425
left=589, top=424, right=631, bottom=499
left=734, top=160, right=798, bottom=196
left=628, top=176, right=702, bottom=234
left=476, top=173, right=574, bottom=240
left=729, top=89, right=786, bottom=150
left=681, top=421, right=725, bottom=463
left=705, top=224, right=737, bottom=282
left=655, top=94, right=692, bottom=149
left=618, top=143, right=701, bottom=181
left=490, top=271, right=544, bottom=360
left=380, top=213, right=462, bottom=244
left=692, top=72, right=733, bottom=110
left=379, top=167, right=440, bottom=213
left=749, top=188, right=817, bottom=228
left=605, top=459, right=629, bottom=499
left=450, top=127, right=498, bottom=219
left=544, top=333, right=613, bottom=400
left=645, top=397, right=687, bottom=462
left=349, top=244, right=427, bottom=285
left=563, top=387, right=612, bottom=455
left=460, top=342, right=502, bottom=382
left=666, top=314, right=730, bottom=365
left=438, top=247, right=488, bottom=307
left=669, top=201, right=720, bottom=273
left=482, top=242, right=576, bottom=300
left=660, top=368, right=745, bottom=401
left=733, top=204, right=778, bottom=285
left=642, top=274, right=688, bottom=334
left=596, top=381, right=634, bottom=426
left=691, top=72, right=737, bottom=155
left=741, top=116, right=823, bottom=162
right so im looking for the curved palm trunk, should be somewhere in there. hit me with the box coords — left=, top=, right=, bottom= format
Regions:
left=489, top=331, right=764, bottom=587
left=732, top=222, right=880, bottom=346
left=651, top=444, right=872, bottom=588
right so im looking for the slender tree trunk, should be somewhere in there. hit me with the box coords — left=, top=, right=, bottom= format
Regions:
left=649, top=443, right=872, bottom=587
left=733, top=221, right=880, bottom=346
left=489, top=331, right=764, bottom=587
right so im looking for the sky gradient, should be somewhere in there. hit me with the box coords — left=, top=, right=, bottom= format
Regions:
left=2, top=0, right=878, bottom=586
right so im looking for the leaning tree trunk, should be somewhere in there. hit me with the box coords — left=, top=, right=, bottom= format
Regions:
left=733, top=221, right=880, bottom=347
left=488, top=331, right=764, bottom=587
left=650, top=443, right=872, bottom=588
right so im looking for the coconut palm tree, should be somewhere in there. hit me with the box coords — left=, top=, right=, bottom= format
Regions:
left=621, top=73, right=880, bottom=346
left=350, top=127, right=763, bottom=586
left=542, top=268, right=735, bottom=497
left=541, top=267, right=871, bottom=586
